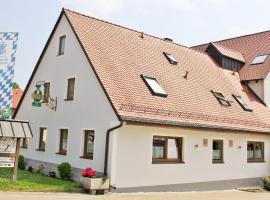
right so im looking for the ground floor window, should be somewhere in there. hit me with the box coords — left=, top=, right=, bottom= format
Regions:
left=212, top=140, right=223, bottom=163
left=247, top=141, right=264, bottom=162
left=152, top=136, right=182, bottom=163
left=58, top=129, right=68, bottom=155
left=21, top=138, right=28, bottom=149
left=82, top=130, right=95, bottom=159
left=37, top=127, right=47, bottom=151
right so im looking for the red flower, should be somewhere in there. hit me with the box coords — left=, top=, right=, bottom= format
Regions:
left=82, top=167, right=96, bottom=178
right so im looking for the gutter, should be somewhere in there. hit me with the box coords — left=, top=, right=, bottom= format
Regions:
left=103, top=121, right=123, bottom=176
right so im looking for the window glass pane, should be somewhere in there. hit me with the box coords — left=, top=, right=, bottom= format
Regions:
left=85, top=131, right=94, bottom=154
left=62, top=131, right=68, bottom=151
left=59, top=36, right=65, bottom=55
left=145, top=78, right=166, bottom=95
left=167, top=139, right=179, bottom=159
left=39, top=128, right=47, bottom=150
left=247, top=143, right=254, bottom=159
left=212, top=141, right=222, bottom=160
left=152, top=138, right=165, bottom=159
left=164, top=52, right=177, bottom=64
left=43, top=82, right=50, bottom=103
left=255, top=143, right=263, bottom=159
left=67, top=78, right=75, bottom=100
left=251, top=55, right=268, bottom=65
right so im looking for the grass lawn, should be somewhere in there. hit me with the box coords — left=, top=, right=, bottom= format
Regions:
left=0, top=168, right=81, bottom=192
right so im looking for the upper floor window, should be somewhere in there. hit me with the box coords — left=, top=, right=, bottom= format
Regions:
left=43, top=82, right=50, bottom=103
left=232, top=95, right=253, bottom=112
left=212, top=140, right=223, bottom=163
left=141, top=75, right=167, bottom=97
left=211, top=91, right=231, bottom=107
left=152, top=136, right=182, bottom=163
left=247, top=141, right=264, bottom=162
left=58, top=35, right=66, bottom=55
left=82, top=130, right=95, bottom=159
left=66, top=78, right=75, bottom=101
left=37, top=127, right=47, bottom=151
left=251, top=54, right=268, bottom=65
left=58, top=129, right=68, bottom=155
left=163, top=52, right=178, bottom=65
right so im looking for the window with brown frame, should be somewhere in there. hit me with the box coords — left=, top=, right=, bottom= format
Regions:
left=81, top=130, right=95, bottom=159
left=212, top=140, right=223, bottom=163
left=58, top=129, right=68, bottom=155
left=37, top=128, right=47, bottom=151
left=43, top=82, right=50, bottom=103
left=152, top=136, right=182, bottom=163
left=21, top=138, right=28, bottom=149
left=58, top=35, right=66, bottom=55
left=66, top=78, right=75, bottom=101
left=247, top=141, right=264, bottom=162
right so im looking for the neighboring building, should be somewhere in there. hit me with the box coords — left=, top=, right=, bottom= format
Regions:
left=12, top=88, right=23, bottom=111
left=14, top=9, right=270, bottom=192
left=192, top=31, right=270, bottom=108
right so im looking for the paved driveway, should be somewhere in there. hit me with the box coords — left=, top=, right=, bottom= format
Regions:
left=0, top=190, right=270, bottom=200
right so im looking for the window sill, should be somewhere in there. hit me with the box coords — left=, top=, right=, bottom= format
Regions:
left=56, top=152, right=67, bottom=156
left=80, top=156, right=93, bottom=160
left=36, top=149, right=45, bottom=152
left=152, top=160, right=184, bottom=164
left=57, top=53, right=64, bottom=56
left=64, top=98, right=74, bottom=101
left=247, top=160, right=265, bottom=163
left=212, top=161, right=224, bottom=164
left=21, top=146, right=28, bottom=149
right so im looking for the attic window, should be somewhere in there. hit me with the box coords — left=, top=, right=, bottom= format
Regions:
left=141, top=75, right=167, bottom=97
left=232, top=95, right=253, bottom=112
left=251, top=55, right=268, bottom=65
left=211, top=91, right=231, bottom=107
left=163, top=52, right=178, bottom=65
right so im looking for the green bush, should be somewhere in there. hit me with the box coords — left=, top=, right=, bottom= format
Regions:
left=57, top=162, right=72, bottom=180
left=261, top=176, right=270, bottom=191
left=18, top=155, right=25, bottom=170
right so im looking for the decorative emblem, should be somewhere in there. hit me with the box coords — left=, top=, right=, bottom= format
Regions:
left=0, top=106, right=12, bottom=119
left=31, top=83, right=43, bottom=107
left=0, top=137, right=16, bottom=153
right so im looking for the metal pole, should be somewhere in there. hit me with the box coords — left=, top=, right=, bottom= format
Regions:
left=12, top=138, right=20, bottom=183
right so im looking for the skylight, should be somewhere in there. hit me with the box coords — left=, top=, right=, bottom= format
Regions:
left=141, top=75, right=167, bottom=97
left=232, top=95, right=253, bottom=112
left=211, top=91, right=231, bottom=107
left=163, top=52, right=178, bottom=65
left=251, top=55, right=268, bottom=65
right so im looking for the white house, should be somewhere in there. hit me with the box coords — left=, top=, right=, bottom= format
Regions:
left=14, top=9, right=270, bottom=192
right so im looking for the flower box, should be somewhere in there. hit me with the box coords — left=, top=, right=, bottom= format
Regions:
left=80, top=177, right=110, bottom=194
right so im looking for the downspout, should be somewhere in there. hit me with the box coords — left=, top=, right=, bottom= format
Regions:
left=104, top=121, right=123, bottom=176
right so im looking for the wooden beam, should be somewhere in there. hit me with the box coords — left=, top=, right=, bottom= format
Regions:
left=12, top=138, right=20, bottom=183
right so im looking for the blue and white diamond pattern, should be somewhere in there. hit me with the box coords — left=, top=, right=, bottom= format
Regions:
left=0, top=33, right=18, bottom=110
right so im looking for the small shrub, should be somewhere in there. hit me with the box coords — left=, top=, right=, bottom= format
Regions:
left=261, top=176, right=270, bottom=191
left=49, top=171, right=56, bottom=178
left=18, top=155, right=25, bottom=170
left=35, top=164, right=45, bottom=174
left=27, top=166, right=33, bottom=172
left=58, top=162, right=72, bottom=180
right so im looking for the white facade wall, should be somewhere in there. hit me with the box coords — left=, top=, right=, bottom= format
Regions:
left=248, top=80, right=264, bottom=102
left=15, top=15, right=119, bottom=172
left=264, top=73, right=270, bottom=107
left=111, top=124, right=270, bottom=188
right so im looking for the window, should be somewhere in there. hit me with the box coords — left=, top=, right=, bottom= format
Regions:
left=66, top=78, right=75, bottom=100
left=232, top=95, right=253, bottom=112
left=211, top=91, right=231, bottom=106
left=58, top=35, right=66, bottom=55
left=247, top=141, right=264, bottom=162
left=163, top=52, right=178, bottom=65
left=43, top=82, right=50, bottom=103
left=141, top=75, right=167, bottom=97
left=59, top=129, right=68, bottom=155
left=21, top=138, right=28, bottom=149
left=82, top=130, right=95, bottom=159
left=37, top=128, right=47, bottom=151
left=212, top=140, right=223, bottom=163
left=251, top=55, right=268, bottom=65
left=152, top=136, right=182, bottom=163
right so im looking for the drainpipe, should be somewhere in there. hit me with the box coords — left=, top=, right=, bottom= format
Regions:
left=103, top=121, right=123, bottom=176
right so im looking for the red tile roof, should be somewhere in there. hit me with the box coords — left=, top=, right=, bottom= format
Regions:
left=63, top=9, right=270, bottom=133
left=12, top=89, right=23, bottom=110
left=210, top=43, right=245, bottom=63
left=192, top=31, right=270, bottom=81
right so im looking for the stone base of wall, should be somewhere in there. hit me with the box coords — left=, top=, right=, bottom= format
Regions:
left=114, top=177, right=263, bottom=193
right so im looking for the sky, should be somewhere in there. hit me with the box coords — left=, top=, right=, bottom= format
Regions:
left=1, top=0, right=270, bottom=88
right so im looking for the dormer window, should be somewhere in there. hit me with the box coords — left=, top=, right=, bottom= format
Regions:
left=232, top=95, right=253, bottom=112
left=141, top=75, right=167, bottom=97
left=251, top=54, right=268, bottom=65
left=58, top=35, right=66, bottom=55
left=211, top=91, right=231, bottom=107
left=163, top=52, right=177, bottom=65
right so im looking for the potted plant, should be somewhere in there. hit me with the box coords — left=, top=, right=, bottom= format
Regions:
left=80, top=167, right=110, bottom=194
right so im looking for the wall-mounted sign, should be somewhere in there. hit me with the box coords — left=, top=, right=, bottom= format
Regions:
left=0, top=33, right=18, bottom=119
left=0, top=157, right=14, bottom=168
left=31, top=86, right=43, bottom=107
